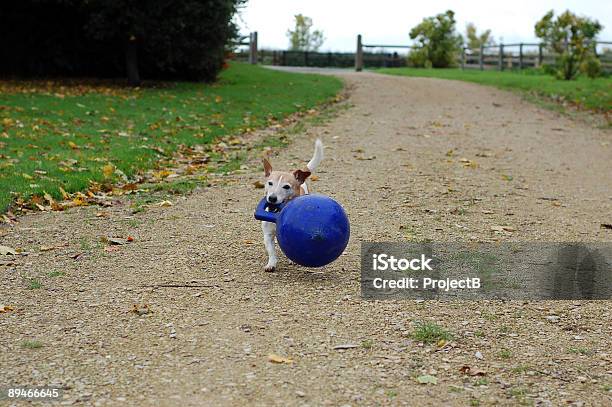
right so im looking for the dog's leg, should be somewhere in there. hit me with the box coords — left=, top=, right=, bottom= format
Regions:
left=262, top=221, right=277, bottom=272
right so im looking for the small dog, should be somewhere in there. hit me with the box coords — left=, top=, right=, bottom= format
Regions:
left=261, top=139, right=323, bottom=271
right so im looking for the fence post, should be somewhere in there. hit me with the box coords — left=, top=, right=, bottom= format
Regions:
left=499, top=43, right=504, bottom=71
left=281, top=51, right=286, bottom=66
left=304, top=51, right=308, bottom=66
left=519, top=43, right=523, bottom=70
left=538, top=43, right=543, bottom=67
left=355, top=34, right=363, bottom=71
left=479, top=45, right=484, bottom=70
left=248, top=32, right=258, bottom=64
left=328, top=52, right=332, bottom=66
left=461, top=47, right=465, bottom=69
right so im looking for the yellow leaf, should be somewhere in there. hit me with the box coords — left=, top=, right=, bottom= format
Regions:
left=59, top=187, right=69, bottom=199
left=68, top=141, right=78, bottom=149
left=102, top=164, right=115, bottom=178
left=268, top=354, right=293, bottom=364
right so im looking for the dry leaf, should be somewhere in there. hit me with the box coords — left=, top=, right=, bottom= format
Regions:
left=416, top=375, right=437, bottom=385
left=158, top=200, right=173, bottom=207
left=131, top=304, right=151, bottom=315
left=102, top=163, right=115, bottom=178
left=268, top=354, right=293, bottom=364
left=333, top=344, right=358, bottom=350
left=491, top=225, right=515, bottom=233
left=253, top=180, right=265, bottom=189
left=0, top=245, right=17, bottom=255
left=102, top=236, right=132, bottom=245
left=310, top=175, right=320, bottom=182
left=0, top=304, right=14, bottom=313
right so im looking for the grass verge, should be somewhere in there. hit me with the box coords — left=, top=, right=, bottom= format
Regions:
left=377, top=67, right=611, bottom=113
left=0, top=63, right=342, bottom=212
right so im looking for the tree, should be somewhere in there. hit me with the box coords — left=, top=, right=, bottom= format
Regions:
left=465, top=23, right=494, bottom=51
left=408, top=10, right=463, bottom=68
left=535, top=10, right=602, bottom=80
left=287, top=14, right=325, bottom=51
left=0, top=0, right=244, bottom=83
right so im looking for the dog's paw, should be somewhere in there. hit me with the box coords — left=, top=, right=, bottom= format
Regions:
left=264, top=264, right=276, bottom=272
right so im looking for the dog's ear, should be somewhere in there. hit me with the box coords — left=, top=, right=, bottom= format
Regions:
left=293, top=169, right=311, bottom=184
left=263, top=158, right=272, bottom=177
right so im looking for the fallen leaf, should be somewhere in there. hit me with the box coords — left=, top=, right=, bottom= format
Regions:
left=333, top=344, right=358, bottom=350
left=69, top=252, right=84, bottom=260
left=268, top=354, right=293, bottom=364
left=253, top=180, right=265, bottom=189
left=491, top=225, right=515, bottom=233
left=158, top=200, right=173, bottom=207
left=102, top=163, right=115, bottom=178
left=102, top=237, right=131, bottom=245
left=310, top=175, right=320, bottom=181
left=40, top=246, right=57, bottom=252
left=0, top=304, right=14, bottom=313
left=0, top=245, right=17, bottom=255
left=416, top=375, right=437, bottom=385
left=131, top=304, right=151, bottom=315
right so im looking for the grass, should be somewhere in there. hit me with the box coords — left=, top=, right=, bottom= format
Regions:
left=47, top=271, right=65, bottom=277
left=411, top=322, right=453, bottom=344
left=27, top=278, right=42, bottom=289
left=0, top=63, right=342, bottom=212
left=21, top=340, right=43, bottom=349
left=377, top=67, right=611, bottom=112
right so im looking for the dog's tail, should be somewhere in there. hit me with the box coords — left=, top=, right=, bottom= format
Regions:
left=306, top=139, right=324, bottom=172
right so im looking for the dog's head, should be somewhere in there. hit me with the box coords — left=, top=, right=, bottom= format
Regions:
left=263, top=158, right=310, bottom=204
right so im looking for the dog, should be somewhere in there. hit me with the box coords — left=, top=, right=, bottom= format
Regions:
left=261, top=139, right=323, bottom=272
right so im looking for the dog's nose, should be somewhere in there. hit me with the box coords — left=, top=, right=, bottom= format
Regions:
left=268, top=195, right=277, bottom=203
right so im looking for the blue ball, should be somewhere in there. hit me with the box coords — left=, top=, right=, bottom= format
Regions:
left=275, top=194, right=350, bottom=267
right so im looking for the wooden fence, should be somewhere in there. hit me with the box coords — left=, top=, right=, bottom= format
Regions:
left=231, top=33, right=612, bottom=73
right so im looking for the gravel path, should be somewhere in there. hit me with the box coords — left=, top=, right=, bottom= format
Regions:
left=1, top=71, right=611, bottom=406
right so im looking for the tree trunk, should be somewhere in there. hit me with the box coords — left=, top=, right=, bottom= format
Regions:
left=126, top=37, right=140, bottom=86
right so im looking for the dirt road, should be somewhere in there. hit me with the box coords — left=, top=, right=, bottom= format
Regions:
left=1, top=71, right=611, bottom=406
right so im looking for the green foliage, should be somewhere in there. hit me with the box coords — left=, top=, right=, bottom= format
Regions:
left=287, top=14, right=325, bottom=51
left=581, top=54, right=602, bottom=78
left=535, top=10, right=603, bottom=80
left=378, top=67, right=612, bottom=112
left=408, top=10, right=463, bottom=68
left=465, top=23, right=495, bottom=51
left=0, top=0, right=244, bottom=82
left=411, top=322, right=453, bottom=344
left=0, top=63, right=342, bottom=212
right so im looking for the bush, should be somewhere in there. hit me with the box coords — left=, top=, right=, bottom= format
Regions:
left=580, top=55, right=602, bottom=78
left=408, top=10, right=463, bottom=68
left=535, top=10, right=602, bottom=80
left=0, top=0, right=243, bottom=83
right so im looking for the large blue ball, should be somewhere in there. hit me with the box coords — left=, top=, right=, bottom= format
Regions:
left=276, top=194, right=350, bottom=267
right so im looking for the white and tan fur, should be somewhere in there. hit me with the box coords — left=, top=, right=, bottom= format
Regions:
left=261, top=139, right=323, bottom=272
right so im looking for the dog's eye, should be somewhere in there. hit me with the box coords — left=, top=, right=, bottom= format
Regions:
left=267, top=181, right=273, bottom=186
left=282, top=185, right=291, bottom=190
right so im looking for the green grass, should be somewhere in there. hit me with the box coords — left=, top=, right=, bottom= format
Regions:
left=27, top=278, right=42, bottom=289
left=411, top=322, right=453, bottom=344
left=21, top=340, right=43, bottom=349
left=47, top=271, right=65, bottom=277
left=377, top=67, right=611, bottom=112
left=0, top=63, right=342, bottom=211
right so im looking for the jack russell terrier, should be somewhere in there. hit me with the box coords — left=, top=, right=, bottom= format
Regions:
left=261, top=139, right=323, bottom=271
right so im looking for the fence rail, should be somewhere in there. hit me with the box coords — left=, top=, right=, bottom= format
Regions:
left=231, top=32, right=612, bottom=73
